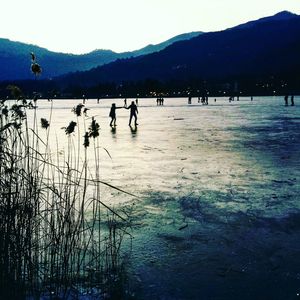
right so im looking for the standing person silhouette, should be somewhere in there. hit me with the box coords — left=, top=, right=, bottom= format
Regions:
left=291, top=95, right=295, bottom=106
left=109, top=103, right=123, bottom=127
left=126, top=101, right=138, bottom=126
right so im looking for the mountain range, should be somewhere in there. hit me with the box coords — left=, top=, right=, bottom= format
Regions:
left=1, top=11, right=300, bottom=97
left=0, top=32, right=202, bottom=81
left=56, top=11, right=300, bottom=87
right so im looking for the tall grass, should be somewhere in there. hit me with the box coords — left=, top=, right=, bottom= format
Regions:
left=0, top=94, right=132, bottom=299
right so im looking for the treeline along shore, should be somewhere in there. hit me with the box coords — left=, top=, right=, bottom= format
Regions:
left=0, top=76, right=299, bottom=100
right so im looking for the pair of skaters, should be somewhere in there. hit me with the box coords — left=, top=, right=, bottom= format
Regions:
left=109, top=101, right=138, bottom=127
left=284, top=95, right=295, bottom=106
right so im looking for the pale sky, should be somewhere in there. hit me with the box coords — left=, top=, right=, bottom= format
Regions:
left=1, top=0, right=299, bottom=54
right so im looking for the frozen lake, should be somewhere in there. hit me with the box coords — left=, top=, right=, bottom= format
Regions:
left=31, top=96, right=300, bottom=299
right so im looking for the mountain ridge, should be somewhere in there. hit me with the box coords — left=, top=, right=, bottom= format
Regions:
left=1, top=11, right=300, bottom=97
left=50, top=11, right=300, bottom=96
left=232, top=10, right=298, bottom=30
left=0, top=31, right=203, bottom=81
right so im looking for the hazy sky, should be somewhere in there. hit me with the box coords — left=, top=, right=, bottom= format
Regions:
left=1, top=0, right=299, bottom=54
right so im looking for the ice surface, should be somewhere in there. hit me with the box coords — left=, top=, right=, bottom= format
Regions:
left=28, top=96, right=300, bottom=299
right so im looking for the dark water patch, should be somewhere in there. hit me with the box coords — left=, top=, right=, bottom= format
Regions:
left=227, top=117, right=300, bottom=145
left=142, top=190, right=177, bottom=205
left=157, top=233, right=185, bottom=243
left=189, top=233, right=211, bottom=243
left=179, top=195, right=222, bottom=224
left=198, top=209, right=300, bottom=244
left=244, top=135, right=300, bottom=150
left=232, top=119, right=300, bottom=167
left=127, top=190, right=300, bottom=300
left=269, top=116, right=300, bottom=122
left=179, top=191, right=249, bottom=224
left=245, top=211, right=300, bottom=233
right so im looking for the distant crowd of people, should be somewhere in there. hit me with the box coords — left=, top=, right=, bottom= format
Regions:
left=198, top=96, right=209, bottom=105
left=228, top=96, right=240, bottom=102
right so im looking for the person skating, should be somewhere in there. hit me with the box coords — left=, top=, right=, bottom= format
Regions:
left=109, top=103, right=123, bottom=127
left=126, top=101, right=138, bottom=126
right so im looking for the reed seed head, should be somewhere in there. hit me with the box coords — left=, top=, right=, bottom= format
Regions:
left=63, top=121, right=77, bottom=135
left=88, top=117, right=100, bottom=138
left=72, top=104, right=85, bottom=116
left=41, top=118, right=50, bottom=129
